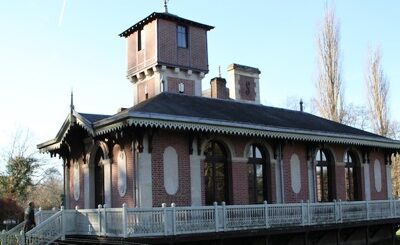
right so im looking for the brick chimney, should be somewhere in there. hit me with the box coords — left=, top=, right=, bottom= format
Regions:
left=210, top=77, right=230, bottom=99
left=227, top=63, right=261, bottom=103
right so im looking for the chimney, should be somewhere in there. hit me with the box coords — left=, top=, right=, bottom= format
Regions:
left=210, top=77, right=230, bottom=99
left=227, top=63, right=261, bottom=103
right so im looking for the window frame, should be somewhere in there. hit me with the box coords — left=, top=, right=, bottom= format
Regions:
left=247, top=144, right=268, bottom=204
left=177, top=25, right=188, bottom=48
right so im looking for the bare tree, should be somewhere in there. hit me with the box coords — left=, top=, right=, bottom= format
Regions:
left=365, top=47, right=390, bottom=136
left=341, top=104, right=369, bottom=130
left=314, top=5, right=345, bottom=123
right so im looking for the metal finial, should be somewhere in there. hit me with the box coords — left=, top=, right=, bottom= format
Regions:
left=218, top=66, right=221, bottom=78
left=299, top=99, right=304, bottom=112
left=70, top=89, right=75, bottom=113
left=164, top=0, right=169, bottom=13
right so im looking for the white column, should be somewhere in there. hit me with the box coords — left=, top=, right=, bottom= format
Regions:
left=307, top=160, right=315, bottom=202
left=190, top=139, right=201, bottom=206
left=83, top=164, right=90, bottom=209
left=138, top=134, right=153, bottom=207
left=103, top=159, right=112, bottom=207
left=274, top=160, right=282, bottom=203
left=64, top=163, right=70, bottom=209
left=363, top=163, right=371, bottom=200
left=386, top=164, right=393, bottom=199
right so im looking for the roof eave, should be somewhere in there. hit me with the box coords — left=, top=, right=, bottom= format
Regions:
left=92, top=112, right=400, bottom=150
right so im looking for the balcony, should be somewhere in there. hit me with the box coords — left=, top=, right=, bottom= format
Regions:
left=2, top=199, right=400, bottom=245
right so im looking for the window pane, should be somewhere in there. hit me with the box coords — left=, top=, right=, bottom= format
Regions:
left=215, top=162, right=225, bottom=203
left=177, top=25, right=187, bottom=48
left=248, top=165, right=255, bottom=204
left=255, top=147, right=262, bottom=158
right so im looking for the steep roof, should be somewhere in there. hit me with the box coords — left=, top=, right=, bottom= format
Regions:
left=119, top=12, right=214, bottom=38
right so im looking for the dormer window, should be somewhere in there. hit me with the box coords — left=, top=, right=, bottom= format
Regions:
left=177, top=25, right=188, bottom=48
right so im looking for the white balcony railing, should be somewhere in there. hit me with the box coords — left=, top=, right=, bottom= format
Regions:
left=2, top=199, right=400, bottom=245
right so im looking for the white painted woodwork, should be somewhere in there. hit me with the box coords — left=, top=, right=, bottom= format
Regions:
left=118, top=150, right=127, bottom=197
left=163, top=146, right=179, bottom=195
left=190, top=139, right=201, bottom=206
left=103, top=159, right=112, bottom=207
left=374, top=159, right=382, bottom=192
left=64, top=162, right=70, bottom=208
left=363, top=163, right=371, bottom=200
left=138, top=135, right=153, bottom=207
left=290, top=154, right=301, bottom=194
left=73, top=161, right=80, bottom=201
left=83, top=164, right=90, bottom=209
left=386, top=164, right=392, bottom=199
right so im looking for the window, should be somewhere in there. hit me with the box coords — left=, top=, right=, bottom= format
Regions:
left=204, top=141, right=229, bottom=205
left=315, top=149, right=333, bottom=202
left=177, top=25, right=188, bottom=48
left=344, top=151, right=361, bottom=201
left=138, top=28, right=144, bottom=51
left=344, top=152, right=354, bottom=201
left=247, top=145, right=268, bottom=204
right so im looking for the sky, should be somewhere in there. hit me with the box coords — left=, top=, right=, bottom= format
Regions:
left=0, top=0, right=399, bottom=170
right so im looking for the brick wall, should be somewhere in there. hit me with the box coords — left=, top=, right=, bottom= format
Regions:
left=232, top=161, right=248, bottom=204
left=151, top=130, right=191, bottom=206
left=238, top=75, right=256, bottom=101
left=370, top=151, right=387, bottom=200
left=282, top=143, right=308, bottom=203
left=167, top=77, right=195, bottom=95
left=158, top=19, right=208, bottom=71
left=137, top=77, right=156, bottom=103
left=111, top=142, right=135, bottom=208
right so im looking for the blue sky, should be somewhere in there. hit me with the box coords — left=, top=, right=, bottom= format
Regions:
left=0, top=0, right=399, bottom=158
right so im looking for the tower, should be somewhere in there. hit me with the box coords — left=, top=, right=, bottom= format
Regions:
left=119, top=12, right=214, bottom=105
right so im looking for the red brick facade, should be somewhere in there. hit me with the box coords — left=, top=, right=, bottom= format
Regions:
left=66, top=129, right=390, bottom=209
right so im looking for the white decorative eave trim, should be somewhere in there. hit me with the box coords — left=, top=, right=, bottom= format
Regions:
left=37, top=111, right=95, bottom=152
left=93, top=112, right=400, bottom=150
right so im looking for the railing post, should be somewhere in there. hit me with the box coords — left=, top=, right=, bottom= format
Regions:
left=389, top=197, right=394, bottom=218
left=1, top=230, right=6, bottom=245
left=122, top=203, right=128, bottom=238
left=162, top=203, right=168, bottom=235
left=61, top=206, right=66, bottom=241
left=264, top=201, right=269, bottom=228
left=301, top=200, right=305, bottom=226
left=39, top=207, right=43, bottom=224
left=98, top=204, right=102, bottom=235
left=339, top=200, right=343, bottom=223
left=366, top=201, right=370, bottom=220
left=171, top=203, right=176, bottom=235
left=307, top=200, right=311, bottom=224
left=19, top=230, right=25, bottom=245
left=103, top=204, right=107, bottom=236
left=394, top=199, right=398, bottom=217
left=221, top=202, right=226, bottom=231
left=214, top=202, right=219, bottom=232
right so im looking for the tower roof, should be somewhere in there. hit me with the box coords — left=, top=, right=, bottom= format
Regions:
left=119, top=12, right=214, bottom=38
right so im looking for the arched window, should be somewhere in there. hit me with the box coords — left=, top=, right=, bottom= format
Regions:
left=247, top=144, right=269, bottom=204
left=344, top=151, right=361, bottom=201
left=315, top=149, right=334, bottom=202
left=204, top=141, right=230, bottom=205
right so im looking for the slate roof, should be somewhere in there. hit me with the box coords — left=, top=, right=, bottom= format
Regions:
left=39, top=92, right=400, bottom=151
left=119, top=12, right=214, bottom=38
left=124, top=92, right=382, bottom=139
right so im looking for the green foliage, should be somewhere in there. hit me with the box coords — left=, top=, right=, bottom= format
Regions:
left=3, top=155, right=39, bottom=204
